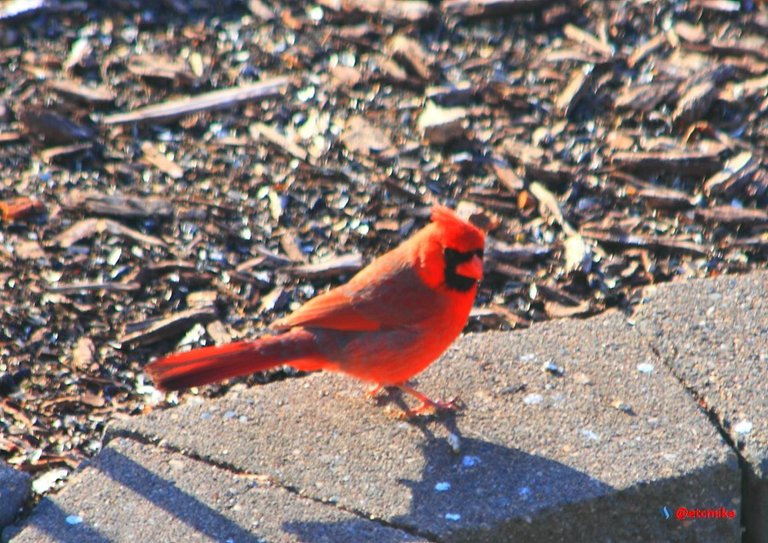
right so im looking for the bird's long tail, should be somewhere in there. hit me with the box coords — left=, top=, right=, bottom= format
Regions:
left=145, top=329, right=325, bottom=391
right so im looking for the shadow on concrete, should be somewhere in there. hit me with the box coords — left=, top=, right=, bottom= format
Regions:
left=13, top=448, right=263, bottom=543
left=283, top=414, right=614, bottom=542
left=283, top=414, right=741, bottom=542
left=94, top=448, right=262, bottom=542
left=9, top=499, right=112, bottom=543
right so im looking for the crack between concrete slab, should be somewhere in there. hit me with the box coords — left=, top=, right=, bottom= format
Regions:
left=645, top=339, right=750, bottom=543
left=108, top=428, right=443, bottom=543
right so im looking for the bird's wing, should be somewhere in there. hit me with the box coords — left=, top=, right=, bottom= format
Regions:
left=272, top=252, right=447, bottom=332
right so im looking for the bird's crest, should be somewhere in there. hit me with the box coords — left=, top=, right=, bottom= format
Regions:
left=430, top=205, right=485, bottom=251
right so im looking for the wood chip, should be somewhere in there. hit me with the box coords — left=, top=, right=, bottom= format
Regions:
left=627, top=34, right=666, bottom=68
left=426, top=82, right=473, bottom=106
left=18, top=108, right=94, bottom=144
left=287, top=252, right=363, bottom=278
left=79, top=392, right=104, bottom=408
left=259, top=286, right=290, bottom=314
left=62, top=190, right=174, bottom=219
left=689, top=0, right=740, bottom=13
left=417, top=101, right=467, bottom=145
left=703, top=151, right=756, bottom=196
left=46, top=281, right=142, bottom=293
left=205, top=320, right=232, bottom=345
left=563, top=233, right=590, bottom=273
left=48, top=79, right=115, bottom=105
left=186, top=290, right=219, bottom=307
left=562, top=24, right=613, bottom=59
left=13, top=240, right=47, bottom=260
left=39, top=142, right=93, bottom=162
left=0, top=0, right=46, bottom=19
left=127, top=54, right=197, bottom=84
left=318, top=0, right=435, bottom=23
left=102, top=77, right=289, bottom=125
left=119, top=307, right=218, bottom=347
left=672, top=79, right=717, bottom=126
left=529, top=181, right=576, bottom=235
left=443, top=0, right=548, bottom=18
left=544, top=299, right=592, bottom=319
left=136, top=260, right=198, bottom=282
left=55, top=218, right=167, bottom=248
left=491, top=159, right=525, bottom=193
left=339, top=115, right=394, bottom=156
left=470, top=304, right=530, bottom=328
left=581, top=228, right=709, bottom=256
left=489, top=238, right=552, bottom=263
left=0, top=197, right=44, bottom=222
left=487, top=260, right=533, bottom=280
left=635, top=186, right=693, bottom=209
left=555, top=66, right=593, bottom=117
left=614, top=80, right=679, bottom=113
left=140, top=141, right=185, bottom=179
left=388, top=35, right=433, bottom=82
left=329, top=65, right=363, bottom=88
left=249, top=122, right=308, bottom=162
left=72, top=338, right=95, bottom=370
left=0, top=132, right=22, bottom=143
left=673, top=22, right=707, bottom=43
left=611, top=150, right=721, bottom=176
left=247, top=0, right=275, bottom=20
left=694, top=206, right=768, bottom=226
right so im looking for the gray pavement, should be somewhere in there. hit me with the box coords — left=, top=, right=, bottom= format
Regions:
left=5, top=271, right=767, bottom=542
left=5, top=438, right=428, bottom=543
left=0, top=462, right=29, bottom=528
left=632, top=272, right=768, bottom=542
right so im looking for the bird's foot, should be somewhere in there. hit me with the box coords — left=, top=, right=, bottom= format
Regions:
left=365, top=384, right=384, bottom=400
left=397, top=383, right=461, bottom=418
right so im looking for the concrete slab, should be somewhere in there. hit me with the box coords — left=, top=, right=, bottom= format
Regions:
left=4, top=437, right=428, bottom=543
left=0, top=462, right=29, bottom=529
left=112, top=311, right=741, bottom=542
left=632, top=271, right=768, bottom=542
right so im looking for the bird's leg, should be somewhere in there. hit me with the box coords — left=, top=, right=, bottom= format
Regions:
left=365, top=383, right=385, bottom=399
left=397, top=383, right=459, bottom=416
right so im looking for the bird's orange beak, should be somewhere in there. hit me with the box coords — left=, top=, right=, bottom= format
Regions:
left=456, top=254, right=483, bottom=281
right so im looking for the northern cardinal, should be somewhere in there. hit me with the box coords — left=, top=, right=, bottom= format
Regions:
left=146, top=205, right=485, bottom=415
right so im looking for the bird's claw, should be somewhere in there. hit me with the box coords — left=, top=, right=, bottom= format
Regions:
left=402, top=396, right=461, bottom=419
left=365, top=384, right=384, bottom=400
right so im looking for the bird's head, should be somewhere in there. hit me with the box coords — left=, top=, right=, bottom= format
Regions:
left=416, top=205, right=486, bottom=292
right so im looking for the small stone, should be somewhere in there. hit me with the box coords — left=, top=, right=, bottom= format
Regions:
left=542, top=361, right=564, bottom=376
left=523, top=393, right=544, bottom=405
left=462, top=455, right=480, bottom=467
left=434, top=482, right=451, bottom=492
left=733, top=420, right=753, bottom=435
left=637, top=363, right=654, bottom=374
left=65, top=515, right=83, bottom=525
left=447, top=432, right=461, bottom=454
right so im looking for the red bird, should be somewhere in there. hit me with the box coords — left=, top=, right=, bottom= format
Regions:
left=146, top=205, right=485, bottom=415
